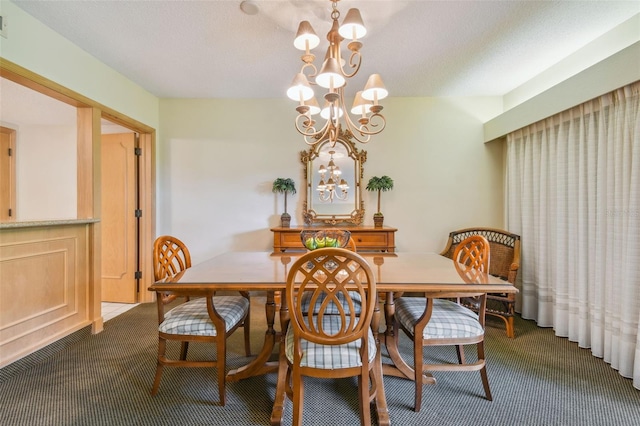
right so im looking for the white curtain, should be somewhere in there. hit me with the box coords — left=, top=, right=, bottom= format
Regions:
left=505, top=81, right=640, bottom=388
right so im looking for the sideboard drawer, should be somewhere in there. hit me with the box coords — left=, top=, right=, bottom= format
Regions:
left=353, top=232, right=388, bottom=247
left=281, top=233, right=303, bottom=245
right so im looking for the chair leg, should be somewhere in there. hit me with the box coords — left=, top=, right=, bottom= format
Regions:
left=358, top=370, right=372, bottom=426
left=414, top=341, right=423, bottom=412
left=243, top=317, right=251, bottom=356
left=180, top=341, right=189, bottom=360
left=455, top=344, right=466, bottom=364
left=151, top=338, right=166, bottom=396
left=477, top=341, right=492, bottom=401
left=270, top=344, right=289, bottom=425
left=218, top=339, right=226, bottom=406
left=292, top=369, right=304, bottom=426
left=506, top=316, right=515, bottom=339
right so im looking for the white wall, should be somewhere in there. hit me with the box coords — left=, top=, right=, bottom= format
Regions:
left=16, top=125, right=77, bottom=220
left=159, top=96, right=505, bottom=263
left=1, top=76, right=80, bottom=221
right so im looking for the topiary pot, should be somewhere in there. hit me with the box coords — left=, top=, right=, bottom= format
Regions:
left=373, top=213, right=384, bottom=228
left=281, top=212, right=291, bottom=228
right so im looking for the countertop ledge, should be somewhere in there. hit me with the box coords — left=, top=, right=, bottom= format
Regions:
left=0, top=219, right=100, bottom=229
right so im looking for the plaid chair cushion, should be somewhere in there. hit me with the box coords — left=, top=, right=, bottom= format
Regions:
left=159, top=296, right=249, bottom=336
left=163, top=296, right=202, bottom=319
left=395, top=297, right=483, bottom=339
left=299, top=291, right=362, bottom=315
left=285, top=316, right=376, bottom=369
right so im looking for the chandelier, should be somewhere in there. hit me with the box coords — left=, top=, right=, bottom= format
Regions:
left=286, top=0, right=388, bottom=147
left=317, top=150, right=349, bottom=202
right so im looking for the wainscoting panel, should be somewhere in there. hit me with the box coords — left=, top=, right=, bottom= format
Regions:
left=0, top=224, right=90, bottom=368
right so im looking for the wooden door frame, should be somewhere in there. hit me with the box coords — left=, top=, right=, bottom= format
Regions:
left=1, top=59, right=156, bottom=334
left=0, top=126, right=16, bottom=221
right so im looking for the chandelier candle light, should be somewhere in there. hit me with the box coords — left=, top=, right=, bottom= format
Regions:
left=317, top=150, right=349, bottom=202
left=287, top=0, right=388, bottom=147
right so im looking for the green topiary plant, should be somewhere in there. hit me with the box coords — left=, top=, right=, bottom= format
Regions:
left=272, top=178, right=297, bottom=227
left=366, top=175, right=394, bottom=227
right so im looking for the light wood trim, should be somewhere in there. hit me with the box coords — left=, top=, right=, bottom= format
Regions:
left=77, top=108, right=101, bottom=219
left=138, top=132, right=156, bottom=303
left=77, top=107, right=103, bottom=332
left=0, top=126, right=16, bottom=221
left=0, top=59, right=154, bottom=133
left=77, top=108, right=103, bottom=331
left=0, top=60, right=87, bottom=107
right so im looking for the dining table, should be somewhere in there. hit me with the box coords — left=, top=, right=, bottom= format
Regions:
left=149, top=250, right=517, bottom=426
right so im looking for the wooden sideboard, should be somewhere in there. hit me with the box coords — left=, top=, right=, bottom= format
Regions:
left=271, top=226, right=397, bottom=253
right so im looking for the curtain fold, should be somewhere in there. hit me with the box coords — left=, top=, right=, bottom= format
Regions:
left=505, top=81, right=640, bottom=389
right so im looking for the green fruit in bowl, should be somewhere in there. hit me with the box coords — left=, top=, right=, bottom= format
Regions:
left=305, top=237, right=317, bottom=250
left=315, top=237, right=326, bottom=248
left=326, top=237, right=336, bottom=247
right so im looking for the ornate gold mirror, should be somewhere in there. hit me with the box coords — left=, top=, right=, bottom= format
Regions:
left=300, top=130, right=367, bottom=225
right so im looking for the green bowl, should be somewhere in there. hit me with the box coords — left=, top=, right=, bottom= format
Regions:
left=300, top=230, right=352, bottom=250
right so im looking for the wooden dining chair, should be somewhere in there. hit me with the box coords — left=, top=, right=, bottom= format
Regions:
left=278, top=248, right=380, bottom=425
left=440, top=227, right=520, bottom=337
left=393, top=235, right=492, bottom=412
left=151, top=235, right=251, bottom=405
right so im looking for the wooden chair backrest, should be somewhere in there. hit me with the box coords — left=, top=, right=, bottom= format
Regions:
left=452, top=235, right=490, bottom=283
left=441, top=227, right=520, bottom=283
left=286, top=248, right=376, bottom=347
left=153, top=235, right=192, bottom=281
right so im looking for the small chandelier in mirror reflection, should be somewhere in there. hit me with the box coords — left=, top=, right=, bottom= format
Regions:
left=317, top=150, right=349, bottom=202
left=287, top=0, right=388, bottom=147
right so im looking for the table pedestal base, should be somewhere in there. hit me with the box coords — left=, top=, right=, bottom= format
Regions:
left=227, top=291, right=280, bottom=382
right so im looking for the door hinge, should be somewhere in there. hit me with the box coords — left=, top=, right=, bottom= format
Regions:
left=8, top=147, right=12, bottom=156
left=8, top=208, right=12, bottom=217
left=134, top=147, right=142, bottom=156
left=135, top=271, right=142, bottom=279
left=135, top=209, right=142, bottom=218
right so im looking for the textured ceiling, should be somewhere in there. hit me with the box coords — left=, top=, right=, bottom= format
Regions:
left=9, top=0, right=640, bottom=99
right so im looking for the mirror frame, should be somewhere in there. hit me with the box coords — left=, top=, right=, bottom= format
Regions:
left=300, top=130, right=367, bottom=225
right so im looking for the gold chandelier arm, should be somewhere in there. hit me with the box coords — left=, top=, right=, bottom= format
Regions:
left=356, top=111, right=387, bottom=135
left=301, top=62, right=318, bottom=84
left=336, top=89, right=381, bottom=144
left=294, top=113, right=317, bottom=135
left=294, top=114, right=334, bottom=146
left=341, top=50, right=362, bottom=79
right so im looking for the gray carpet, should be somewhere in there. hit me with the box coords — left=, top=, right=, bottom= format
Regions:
left=1, top=297, right=639, bottom=426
